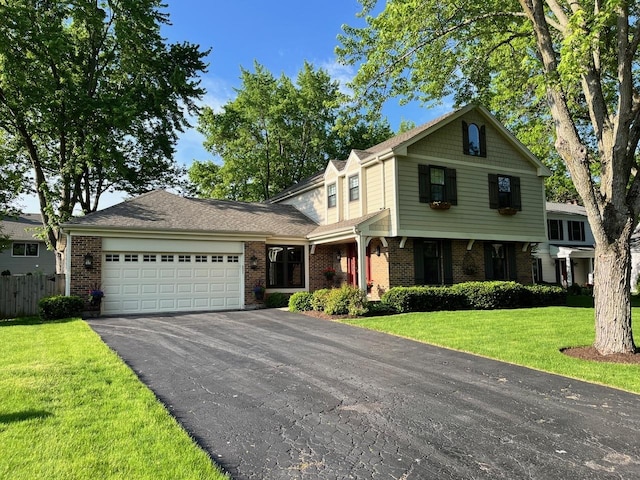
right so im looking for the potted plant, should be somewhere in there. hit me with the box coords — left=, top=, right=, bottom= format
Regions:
left=323, top=267, right=336, bottom=281
left=89, top=287, right=104, bottom=306
left=253, top=281, right=265, bottom=300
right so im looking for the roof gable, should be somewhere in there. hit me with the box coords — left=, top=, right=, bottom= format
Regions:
left=1, top=214, right=44, bottom=241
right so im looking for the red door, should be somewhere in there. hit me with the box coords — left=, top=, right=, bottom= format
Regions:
left=346, top=244, right=358, bottom=287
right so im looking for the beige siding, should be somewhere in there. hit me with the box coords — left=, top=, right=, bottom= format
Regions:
left=364, top=162, right=383, bottom=213
left=281, top=186, right=325, bottom=224
left=397, top=158, right=546, bottom=241
left=325, top=170, right=339, bottom=224
left=343, top=160, right=361, bottom=220
left=407, top=111, right=533, bottom=172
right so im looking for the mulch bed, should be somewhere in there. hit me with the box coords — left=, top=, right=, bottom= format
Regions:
left=561, top=346, right=640, bottom=364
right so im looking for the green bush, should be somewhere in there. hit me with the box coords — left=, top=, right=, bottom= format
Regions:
left=381, top=286, right=465, bottom=313
left=522, top=284, right=566, bottom=307
left=288, top=292, right=314, bottom=312
left=265, top=292, right=289, bottom=308
left=39, top=295, right=84, bottom=320
left=451, top=281, right=525, bottom=309
left=311, top=288, right=331, bottom=312
left=324, top=285, right=369, bottom=316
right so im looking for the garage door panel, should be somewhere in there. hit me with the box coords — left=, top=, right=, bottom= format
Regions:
left=102, top=249, right=243, bottom=314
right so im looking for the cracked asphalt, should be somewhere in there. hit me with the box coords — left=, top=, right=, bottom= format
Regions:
left=88, top=310, right=640, bottom=479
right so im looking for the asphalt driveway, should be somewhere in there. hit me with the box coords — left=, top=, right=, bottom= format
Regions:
left=88, top=310, right=640, bottom=479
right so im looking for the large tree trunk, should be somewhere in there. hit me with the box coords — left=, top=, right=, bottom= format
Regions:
left=593, top=237, right=636, bottom=354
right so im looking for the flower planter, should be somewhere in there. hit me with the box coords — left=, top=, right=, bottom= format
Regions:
left=429, top=201, right=451, bottom=210
left=498, top=207, right=518, bottom=216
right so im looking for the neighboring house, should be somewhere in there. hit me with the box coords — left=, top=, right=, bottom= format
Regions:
left=62, top=105, right=551, bottom=315
left=534, top=202, right=595, bottom=287
left=0, top=214, right=56, bottom=275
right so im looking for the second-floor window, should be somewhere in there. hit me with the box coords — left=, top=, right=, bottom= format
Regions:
left=327, top=183, right=336, bottom=208
left=548, top=219, right=564, bottom=240
left=462, top=121, right=487, bottom=157
left=348, top=175, right=359, bottom=201
left=568, top=220, right=586, bottom=242
left=418, top=165, right=458, bottom=204
left=488, top=174, right=521, bottom=210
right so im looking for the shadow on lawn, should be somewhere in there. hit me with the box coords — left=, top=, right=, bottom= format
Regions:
left=0, top=317, right=77, bottom=327
left=0, top=410, right=52, bottom=424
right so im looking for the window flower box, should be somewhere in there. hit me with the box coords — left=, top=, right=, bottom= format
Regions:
left=429, top=201, right=451, bottom=210
left=498, top=207, right=518, bottom=216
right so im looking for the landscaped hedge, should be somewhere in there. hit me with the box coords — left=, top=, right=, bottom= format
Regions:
left=381, top=282, right=566, bottom=313
left=38, top=295, right=84, bottom=320
left=289, top=286, right=368, bottom=316
left=288, top=292, right=314, bottom=312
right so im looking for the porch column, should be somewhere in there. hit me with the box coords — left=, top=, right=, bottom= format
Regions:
left=355, top=233, right=367, bottom=291
left=564, top=255, right=573, bottom=286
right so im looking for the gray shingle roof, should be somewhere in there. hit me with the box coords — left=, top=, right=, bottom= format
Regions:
left=63, top=190, right=318, bottom=238
left=1, top=214, right=43, bottom=241
left=546, top=202, right=587, bottom=216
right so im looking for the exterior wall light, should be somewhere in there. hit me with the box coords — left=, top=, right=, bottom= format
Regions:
left=84, top=254, right=94, bottom=269
left=250, top=255, right=258, bottom=270
left=336, top=250, right=342, bottom=261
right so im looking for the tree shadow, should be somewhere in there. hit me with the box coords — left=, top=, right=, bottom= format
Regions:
left=0, top=317, right=77, bottom=327
left=0, top=410, right=52, bottom=424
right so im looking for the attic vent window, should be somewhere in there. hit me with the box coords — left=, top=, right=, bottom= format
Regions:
left=462, top=121, right=487, bottom=157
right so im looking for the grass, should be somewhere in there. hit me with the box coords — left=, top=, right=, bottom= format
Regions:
left=344, top=306, right=640, bottom=394
left=0, top=317, right=228, bottom=480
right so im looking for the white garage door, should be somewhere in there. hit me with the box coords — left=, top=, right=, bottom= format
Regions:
left=99, top=239, right=243, bottom=315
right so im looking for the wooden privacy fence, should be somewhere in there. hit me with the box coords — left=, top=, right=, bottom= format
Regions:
left=0, top=274, right=66, bottom=319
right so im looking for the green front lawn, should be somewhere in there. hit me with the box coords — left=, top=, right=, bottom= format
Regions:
left=344, top=307, right=640, bottom=394
left=0, top=318, right=228, bottom=480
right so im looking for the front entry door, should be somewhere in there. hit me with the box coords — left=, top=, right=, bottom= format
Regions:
left=347, top=244, right=358, bottom=287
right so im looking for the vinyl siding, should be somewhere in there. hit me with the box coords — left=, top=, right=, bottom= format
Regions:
left=0, top=241, right=56, bottom=275
left=281, top=186, right=325, bottom=224
left=343, top=161, right=361, bottom=220
left=364, top=162, right=383, bottom=213
left=396, top=112, right=546, bottom=241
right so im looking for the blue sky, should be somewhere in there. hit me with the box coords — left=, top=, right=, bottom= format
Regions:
left=19, top=0, right=452, bottom=212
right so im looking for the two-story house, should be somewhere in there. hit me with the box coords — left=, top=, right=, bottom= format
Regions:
left=269, top=105, right=551, bottom=298
left=0, top=214, right=57, bottom=275
left=61, top=105, right=551, bottom=315
left=534, top=202, right=595, bottom=287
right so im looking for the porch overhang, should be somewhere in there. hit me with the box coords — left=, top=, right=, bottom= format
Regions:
left=307, top=209, right=391, bottom=245
left=549, top=244, right=595, bottom=259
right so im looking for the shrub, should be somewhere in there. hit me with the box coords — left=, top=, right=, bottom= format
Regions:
left=522, top=284, right=566, bottom=307
left=39, top=295, right=84, bottom=320
left=288, top=292, right=314, bottom=312
left=451, top=281, right=525, bottom=309
left=265, top=292, right=288, bottom=308
left=311, top=288, right=331, bottom=312
left=324, top=285, right=369, bottom=316
left=380, top=286, right=465, bottom=313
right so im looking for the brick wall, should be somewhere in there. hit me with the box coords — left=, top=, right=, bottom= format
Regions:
left=368, top=238, right=390, bottom=300
left=70, top=236, right=102, bottom=308
left=244, top=241, right=266, bottom=307
left=452, top=240, right=485, bottom=283
left=388, top=237, right=415, bottom=287
left=515, top=245, right=534, bottom=284
left=309, top=244, right=338, bottom=291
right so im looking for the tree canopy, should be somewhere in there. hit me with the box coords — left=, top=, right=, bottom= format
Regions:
left=0, top=0, right=208, bottom=269
left=191, top=61, right=393, bottom=202
left=338, top=0, right=640, bottom=354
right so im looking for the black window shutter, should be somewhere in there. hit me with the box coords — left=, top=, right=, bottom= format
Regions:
left=442, top=240, right=453, bottom=285
left=418, top=165, right=430, bottom=203
left=507, top=244, right=518, bottom=281
left=479, top=125, right=487, bottom=157
left=511, top=176, right=522, bottom=210
left=414, top=240, right=425, bottom=285
left=484, top=243, right=494, bottom=280
left=445, top=168, right=458, bottom=205
left=462, top=121, right=469, bottom=154
left=488, top=174, right=499, bottom=209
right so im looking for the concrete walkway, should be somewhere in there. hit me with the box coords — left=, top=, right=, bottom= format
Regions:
left=88, top=310, right=640, bottom=479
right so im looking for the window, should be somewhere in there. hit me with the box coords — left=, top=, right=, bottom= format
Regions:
left=178, top=255, right=191, bottom=262
left=568, top=221, right=586, bottom=242
left=12, top=242, right=39, bottom=257
left=327, top=183, right=336, bottom=208
left=418, top=165, right=458, bottom=204
left=124, top=254, right=138, bottom=262
left=348, top=175, right=359, bottom=201
left=548, top=219, right=564, bottom=240
left=414, top=239, right=453, bottom=285
left=488, top=174, right=521, bottom=210
left=195, top=255, right=207, bottom=262
left=267, top=245, right=305, bottom=288
left=227, top=255, right=239, bottom=263
left=462, top=121, right=486, bottom=157
left=161, top=255, right=174, bottom=262
left=484, top=243, right=517, bottom=280
left=105, top=254, right=120, bottom=262
left=143, top=254, right=157, bottom=262
left=211, top=255, right=223, bottom=262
